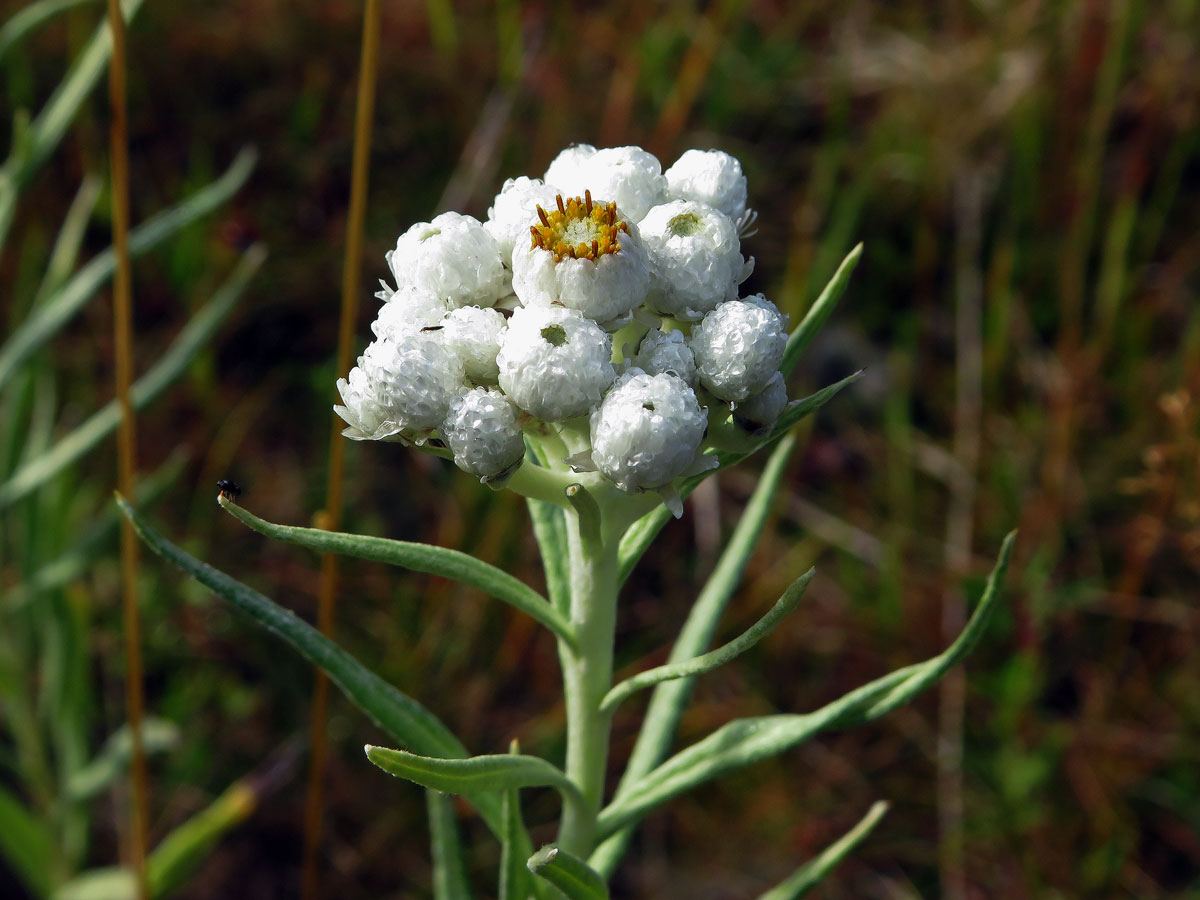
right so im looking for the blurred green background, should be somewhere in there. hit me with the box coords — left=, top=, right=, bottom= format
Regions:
left=2, top=0, right=1198, bottom=897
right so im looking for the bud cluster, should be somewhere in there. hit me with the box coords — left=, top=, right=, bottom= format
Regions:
left=336, top=145, right=792, bottom=507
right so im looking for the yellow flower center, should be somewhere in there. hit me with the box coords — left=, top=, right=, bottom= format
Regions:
left=529, top=191, right=630, bottom=263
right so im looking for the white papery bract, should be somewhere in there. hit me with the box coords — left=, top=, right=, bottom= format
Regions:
left=545, top=145, right=667, bottom=223
left=639, top=200, right=749, bottom=320
left=690, top=295, right=789, bottom=401
left=633, top=328, right=698, bottom=388
left=346, top=142, right=799, bottom=506
left=497, top=305, right=616, bottom=421
left=387, top=212, right=509, bottom=309
left=664, top=149, right=749, bottom=224
left=442, top=388, right=526, bottom=479
left=733, top=371, right=787, bottom=431
left=335, top=364, right=389, bottom=440
left=543, top=143, right=597, bottom=194
left=589, top=370, right=707, bottom=492
left=485, top=176, right=562, bottom=261
left=511, top=218, right=650, bottom=326
left=337, top=334, right=465, bottom=441
left=371, top=285, right=451, bottom=341
left=442, top=306, right=506, bottom=384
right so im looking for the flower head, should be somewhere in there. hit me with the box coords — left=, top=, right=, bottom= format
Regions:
left=442, top=387, right=526, bottom=480
left=690, top=295, right=789, bottom=401
left=496, top=305, right=616, bottom=421
left=639, top=199, right=750, bottom=320
left=589, top=370, right=708, bottom=492
left=387, top=212, right=509, bottom=309
left=512, top=193, right=650, bottom=326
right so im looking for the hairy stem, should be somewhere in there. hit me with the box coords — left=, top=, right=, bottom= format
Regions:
left=555, top=499, right=621, bottom=856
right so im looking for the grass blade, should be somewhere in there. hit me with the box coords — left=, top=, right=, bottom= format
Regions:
left=65, top=718, right=179, bottom=802
left=595, top=533, right=1015, bottom=841
left=0, top=784, right=55, bottom=897
left=34, top=174, right=102, bottom=306
left=113, top=494, right=503, bottom=834
left=426, top=791, right=472, bottom=900
left=0, top=0, right=145, bottom=249
left=527, top=846, right=609, bottom=900
left=0, top=0, right=101, bottom=62
left=218, top=496, right=573, bottom=646
left=0, top=148, right=256, bottom=388
left=780, top=243, right=862, bottom=377
left=0, top=245, right=264, bottom=510
left=601, top=569, right=813, bottom=714
left=756, top=801, right=889, bottom=899
left=366, top=746, right=585, bottom=816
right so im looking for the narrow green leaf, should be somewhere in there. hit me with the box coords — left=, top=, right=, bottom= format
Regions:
left=52, top=867, right=134, bottom=900
left=527, top=846, right=609, bottom=900
left=366, top=746, right=585, bottom=817
left=218, top=496, right=574, bottom=647
left=0, top=246, right=264, bottom=510
left=114, top=494, right=503, bottom=835
left=427, top=791, right=472, bottom=900
left=595, top=533, right=1015, bottom=841
left=498, top=739, right=537, bottom=900
left=524, top=438, right=571, bottom=614
left=66, top=718, right=179, bottom=802
left=756, top=801, right=888, bottom=900
left=780, top=243, right=862, bottom=377
left=0, top=783, right=55, bottom=896
left=0, top=0, right=145, bottom=248
left=0, top=148, right=256, bottom=388
left=0, top=0, right=101, bottom=62
left=147, top=778, right=259, bottom=898
left=617, top=372, right=860, bottom=588
left=7, top=451, right=184, bottom=608
left=765, top=369, right=864, bottom=441
left=601, top=569, right=813, bottom=714
left=594, top=434, right=799, bottom=876
left=20, top=0, right=143, bottom=178
left=527, top=497, right=569, bottom=614
left=35, top=174, right=102, bottom=305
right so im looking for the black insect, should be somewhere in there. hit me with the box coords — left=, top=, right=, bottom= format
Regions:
left=216, top=479, right=242, bottom=500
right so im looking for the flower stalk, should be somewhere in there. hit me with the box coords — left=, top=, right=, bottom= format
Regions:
left=556, top=487, right=620, bottom=855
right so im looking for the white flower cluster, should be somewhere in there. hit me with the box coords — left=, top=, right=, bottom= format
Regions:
left=336, top=145, right=791, bottom=501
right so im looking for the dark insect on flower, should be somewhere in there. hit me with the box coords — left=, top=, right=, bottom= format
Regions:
left=216, top=479, right=242, bottom=499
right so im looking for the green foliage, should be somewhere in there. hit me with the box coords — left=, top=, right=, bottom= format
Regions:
left=595, top=533, right=1014, bottom=841
left=756, top=801, right=889, bottom=900
left=526, top=846, right=610, bottom=900
left=217, top=492, right=574, bottom=645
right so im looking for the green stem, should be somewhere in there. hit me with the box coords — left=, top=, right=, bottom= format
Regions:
left=555, top=496, right=621, bottom=856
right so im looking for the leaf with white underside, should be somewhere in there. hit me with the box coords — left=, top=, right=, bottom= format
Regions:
left=601, top=569, right=813, bottom=714
left=218, top=496, right=574, bottom=647
left=595, top=532, right=1015, bottom=841
left=365, top=747, right=585, bottom=817
left=527, top=846, right=610, bottom=900
left=756, top=801, right=889, bottom=899
left=114, top=495, right=503, bottom=836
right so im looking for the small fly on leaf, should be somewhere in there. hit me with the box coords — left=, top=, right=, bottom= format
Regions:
left=216, top=479, right=242, bottom=500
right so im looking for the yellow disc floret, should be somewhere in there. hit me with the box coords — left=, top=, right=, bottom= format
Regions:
left=529, top=191, right=630, bottom=263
